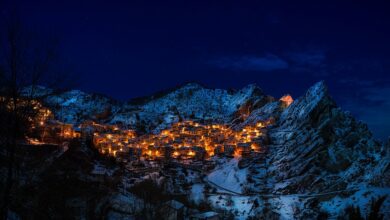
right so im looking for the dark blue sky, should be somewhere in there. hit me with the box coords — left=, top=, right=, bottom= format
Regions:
left=2, top=0, right=390, bottom=139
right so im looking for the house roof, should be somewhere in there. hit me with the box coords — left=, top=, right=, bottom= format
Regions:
left=165, top=200, right=184, bottom=210
left=191, top=211, right=219, bottom=218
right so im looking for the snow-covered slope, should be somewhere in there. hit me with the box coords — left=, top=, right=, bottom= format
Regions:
left=207, top=158, right=248, bottom=194
left=50, top=90, right=122, bottom=124
left=22, top=86, right=120, bottom=124
left=117, top=83, right=266, bottom=132
left=25, top=83, right=267, bottom=131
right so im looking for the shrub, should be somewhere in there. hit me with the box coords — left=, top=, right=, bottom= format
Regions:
left=340, top=195, right=387, bottom=220
left=368, top=196, right=387, bottom=220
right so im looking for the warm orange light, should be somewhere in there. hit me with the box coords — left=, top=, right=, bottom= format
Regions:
left=251, top=143, right=260, bottom=151
left=234, top=149, right=241, bottom=158
left=86, top=119, right=274, bottom=160
left=280, top=94, right=293, bottom=106
left=27, top=138, right=43, bottom=145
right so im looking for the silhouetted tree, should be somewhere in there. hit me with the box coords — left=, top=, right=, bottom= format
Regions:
left=0, top=14, right=73, bottom=219
left=345, top=206, right=364, bottom=220
left=342, top=196, right=387, bottom=220
left=368, top=196, right=387, bottom=220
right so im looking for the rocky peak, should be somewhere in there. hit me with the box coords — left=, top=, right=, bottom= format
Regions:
left=305, top=81, right=328, bottom=101
left=178, top=82, right=204, bottom=90
left=263, top=81, right=385, bottom=197
left=240, top=83, right=264, bottom=96
left=20, top=85, right=54, bottom=98
left=280, top=81, right=336, bottom=128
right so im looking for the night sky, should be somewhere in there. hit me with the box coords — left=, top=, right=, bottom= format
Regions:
left=2, top=0, right=390, bottom=139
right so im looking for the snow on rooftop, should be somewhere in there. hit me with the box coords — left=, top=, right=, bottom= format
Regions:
left=165, top=200, right=185, bottom=210
left=190, top=183, right=205, bottom=205
left=91, top=163, right=114, bottom=176
left=191, top=211, right=219, bottom=218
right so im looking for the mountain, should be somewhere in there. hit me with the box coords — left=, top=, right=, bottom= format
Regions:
left=23, top=83, right=269, bottom=131
left=19, top=81, right=389, bottom=219
left=237, top=82, right=390, bottom=218
left=22, top=85, right=122, bottom=124
left=114, top=83, right=268, bottom=132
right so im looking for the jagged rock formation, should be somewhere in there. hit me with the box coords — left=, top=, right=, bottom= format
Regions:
left=246, top=82, right=387, bottom=192
left=271, top=82, right=384, bottom=190
left=238, top=82, right=389, bottom=218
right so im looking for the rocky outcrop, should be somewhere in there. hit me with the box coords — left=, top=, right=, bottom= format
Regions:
left=241, top=81, right=385, bottom=192
left=240, top=81, right=389, bottom=218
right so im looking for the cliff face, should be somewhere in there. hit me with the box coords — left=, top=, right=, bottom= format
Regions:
left=265, top=82, right=386, bottom=192
left=238, top=81, right=389, bottom=218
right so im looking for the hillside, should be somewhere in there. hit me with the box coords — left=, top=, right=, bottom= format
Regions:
left=17, top=81, right=390, bottom=219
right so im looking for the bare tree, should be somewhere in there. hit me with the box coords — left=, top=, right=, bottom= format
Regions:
left=0, top=14, right=73, bottom=219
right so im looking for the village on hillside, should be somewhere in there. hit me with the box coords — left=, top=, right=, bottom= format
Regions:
left=8, top=97, right=279, bottom=219
left=26, top=97, right=274, bottom=171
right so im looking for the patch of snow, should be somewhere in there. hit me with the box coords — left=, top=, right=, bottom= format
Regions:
left=190, top=184, right=205, bottom=205
left=207, top=158, right=248, bottom=194
left=208, top=195, right=256, bottom=220
left=269, top=195, right=301, bottom=220
left=320, top=187, right=390, bottom=218
left=91, top=163, right=115, bottom=176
